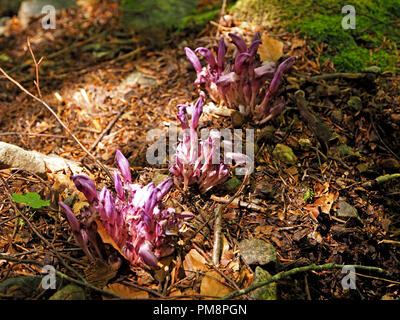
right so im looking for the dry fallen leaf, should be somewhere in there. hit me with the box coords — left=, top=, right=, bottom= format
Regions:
left=50, top=172, right=75, bottom=193
left=258, top=34, right=284, bottom=63
left=72, top=200, right=89, bottom=215
left=304, top=183, right=339, bottom=218
left=103, top=283, right=149, bottom=300
left=220, top=235, right=234, bottom=267
left=290, top=38, right=306, bottom=50
left=94, top=218, right=128, bottom=260
left=84, top=258, right=119, bottom=288
left=254, top=225, right=274, bottom=237
left=169, top=288, right=182, bottom=297
left=92, top=119, right=102, bottom=131
left=183, top=249, right=209, bottom=277
left=200, top=271, right=233, bottom=298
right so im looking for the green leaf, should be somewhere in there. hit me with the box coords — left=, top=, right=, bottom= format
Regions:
left=303, top=189, right=315, bottom=203
left=12, top=192, right=50, bottom=209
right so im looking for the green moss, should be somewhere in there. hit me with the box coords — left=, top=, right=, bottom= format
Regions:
left=179, top=8, right=220, bottom=30
left=330, top=47, right=371, bottom=72
left=297, top=14, right=355, bottom=47
left=277, top=0, right=400, bottom=73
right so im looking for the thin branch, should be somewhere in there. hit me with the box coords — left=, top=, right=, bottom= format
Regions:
left=79, top=102, right=129, bottom=161
left=212, top=173, right=250, bottom=265
left=27, top=37, right=43, bottom=98
left=0, top=67, right=113, bottom=181
left=221, top=263, right=388, bottom=300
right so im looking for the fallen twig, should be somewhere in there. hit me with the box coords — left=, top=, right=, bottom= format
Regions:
left=80, top=102, right=129, bottom=161
left=0, top=67, right=113, bottom=181
left=221, top=263, right=388, bottom=300
left=212, top=173, right=250, bottom=266
left=301, top=71, right=379, bottom=83
left=211, top=195, right=267, bottom=213
left=362, top=173, right=400, bottom=188
left=27, top=37, right=43, bottom=98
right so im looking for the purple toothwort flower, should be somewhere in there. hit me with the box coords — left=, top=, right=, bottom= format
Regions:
left=169, top=96, right=252, bottom=193
left=60, top=151, right=192, bottom=269
left=184, top=33, right=295, bottom=124
left=59, top=202, right=95, bottom=261
left=71, top=175, right=98, bottom=203
left=115, top=149, right=132, bottom=183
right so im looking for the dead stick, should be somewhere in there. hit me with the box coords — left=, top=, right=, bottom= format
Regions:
left=80, top=103, right=129, bottom=161
left=302, top=71, right=379, bottom=83
left=222, top=263, right=388, bottom=300
left=210, top=195, right=266, bottom=213
left=362, top=173, right=400, bottom=188
left=0, top=132, right=68, bottom=139
left=0, top=67, right=113, bottom=181
left=212, top=173, right=250, bottom=266
left=27, top=37, right=43, bottom=98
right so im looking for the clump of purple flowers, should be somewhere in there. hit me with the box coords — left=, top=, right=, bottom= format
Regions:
left=184, top=33, right=295, bottom=125
left=60, top=150, right=192, bottom=268
left=169, top=95, right=251, bottom=193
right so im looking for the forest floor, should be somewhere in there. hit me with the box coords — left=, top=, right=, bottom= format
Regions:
left=0, top=2, right=399, bottom=300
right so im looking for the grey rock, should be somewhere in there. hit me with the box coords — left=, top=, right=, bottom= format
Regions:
left=231, top=0, right=280, bottom=29
left=239, top=239, right=277, bottom=266
left=335, top=200, right=358, bottom=218
left=0, top=276, right=42, bottom=299
left=120, top=70, right=157, bottom=89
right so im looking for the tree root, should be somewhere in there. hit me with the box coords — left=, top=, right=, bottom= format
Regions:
left=0, top=141, right=85, bottom=176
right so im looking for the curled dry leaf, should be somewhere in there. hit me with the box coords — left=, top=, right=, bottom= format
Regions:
left=94, top=218, right=128, bottom=260
left=200, top=270, right=233, bottom=298
left=103, top=283, right=149, bottom=300
left=220, top=235, right=234, bottom=267
left=183, top=249, right=209, bottom=278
